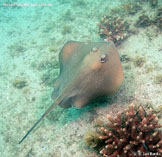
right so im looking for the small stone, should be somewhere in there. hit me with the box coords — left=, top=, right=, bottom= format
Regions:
left=91, top=47, right=98, bottom=52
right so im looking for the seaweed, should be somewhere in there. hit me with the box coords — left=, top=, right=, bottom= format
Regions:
left=41, top=70, right=58, bottom=86
left=120, top=2, right=141, bottom=15
left=155, top=74, right=162, bottom=85
left=8, top=43, right=27, bottom=57
left=36, top=60, right=59, bottom=71
left=84, top=131, right=102, bottom=148
left=133, top=56, right=145, bottom=67
left=61, top=25, right=71, bottom=35
left=120, top=55, right=131, bottom=63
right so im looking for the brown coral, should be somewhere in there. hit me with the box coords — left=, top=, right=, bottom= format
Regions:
left=98, top=16, right=129, bottom=46
left=98, top=104, right=162, bottom=156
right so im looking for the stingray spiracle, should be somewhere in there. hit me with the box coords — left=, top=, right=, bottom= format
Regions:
left=100, top=54, right=107, bottom=63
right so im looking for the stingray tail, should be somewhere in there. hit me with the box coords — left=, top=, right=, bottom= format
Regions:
left=18, top=97, right=61, bottom=144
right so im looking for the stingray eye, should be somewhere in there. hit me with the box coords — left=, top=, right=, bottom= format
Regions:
left=100, top=54, right=107, bottom=63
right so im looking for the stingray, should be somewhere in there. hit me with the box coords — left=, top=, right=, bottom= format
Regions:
left=18, top=41, right=124, bottom=144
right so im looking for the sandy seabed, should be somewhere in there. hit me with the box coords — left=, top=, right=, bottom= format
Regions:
left=0, top=0, right=162, bottom=157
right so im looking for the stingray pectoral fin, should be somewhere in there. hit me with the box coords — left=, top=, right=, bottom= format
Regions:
left=18, top=97, right=61, bottom=144
left=51, top=87, right=60, bottom=100
left=60, top=41, right=80, bottom=61
left=59, top=41, right=81, bottom=71
left=73, top=97, right=89, bottom=108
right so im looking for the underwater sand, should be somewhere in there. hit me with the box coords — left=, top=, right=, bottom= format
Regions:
left=0, top=0, right=162, bottom=157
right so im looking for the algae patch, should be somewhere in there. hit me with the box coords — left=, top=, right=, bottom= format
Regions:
left=41, top=70, right=58, bottom=86
left=12, top=78, right=27, bottom=89
left=133, top=56, right=145, bottom=67
left=8, top=42, right=27, bottom=57
left=84, top=131, right=101, bottom=148
left=155, top=74, right=162, bottom=85
left=61, top=25, right=71, bottom=35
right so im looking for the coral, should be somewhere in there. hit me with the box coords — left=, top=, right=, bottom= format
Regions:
left=97, top=104, right=162, bottom=156
left=98, top=16, right=129, bottom=45
left=73, top=0, right=87, bottom=6
left=136, top=15, right=152, bottom=27
left=12, top=78, right=27, bottom=89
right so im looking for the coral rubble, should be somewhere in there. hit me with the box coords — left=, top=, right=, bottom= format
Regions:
left=85, top=104, right=162, bottom=156
left=98, top=16, right=129, bottom=46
